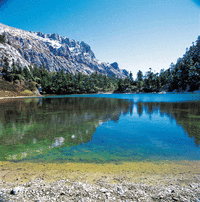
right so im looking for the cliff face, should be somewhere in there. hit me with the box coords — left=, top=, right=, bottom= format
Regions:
left=0, top=23, right=129, bottom=78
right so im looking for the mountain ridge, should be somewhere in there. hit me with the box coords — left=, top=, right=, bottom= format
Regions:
left=0, top=23, right=128, bottom=78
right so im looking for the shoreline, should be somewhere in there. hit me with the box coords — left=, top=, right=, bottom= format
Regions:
left=0, top=160, right=200, bottom=201
left=1, top=160, right=199, bottom=184
left=0, top=93, right=200, bottom=200
left=0, top=95, right=43, bottom=100
left=0, top=95, right=43, bottom=99
left=1, top=90, right=200, bottom=100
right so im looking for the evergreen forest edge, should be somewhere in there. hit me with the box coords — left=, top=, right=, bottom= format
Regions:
left=0, top=34, right=200, bottom=95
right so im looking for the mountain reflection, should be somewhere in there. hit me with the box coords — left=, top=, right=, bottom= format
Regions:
left=135, top=101, right=200, bottom=147
left=0, top=97, right=130, bottom=160
left=0, top=97, right=199, bottom=162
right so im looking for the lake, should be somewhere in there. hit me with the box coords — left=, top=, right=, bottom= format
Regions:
left=0, top=93, right=200, bottom=163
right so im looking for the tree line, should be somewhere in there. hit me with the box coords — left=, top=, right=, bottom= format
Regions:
left=1, top=34, right=200, bottom=94
left=0, top=58, right=136, bottom=94
left=135, top=36, right=200, bottom=92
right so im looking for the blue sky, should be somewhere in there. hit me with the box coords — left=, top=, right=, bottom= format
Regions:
left=0, top=0, right=200, bottom=78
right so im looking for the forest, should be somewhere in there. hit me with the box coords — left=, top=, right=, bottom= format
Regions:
left=0, top=35, right=200, bottom=94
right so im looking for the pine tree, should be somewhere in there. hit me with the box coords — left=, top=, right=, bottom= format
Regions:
left=23, top=66, right=32, bottom=81
left=136, top=70, right=143, bottom=91
left=0, top=35, right=5, bottom=44
left=2, top=57, right=10, bottom=75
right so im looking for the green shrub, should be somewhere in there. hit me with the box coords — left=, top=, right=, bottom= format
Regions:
left=25, top=81, right=37, bottom=91
left=6, top=74, right=25, bottom=82
left=21, top=90, right=34, bottom=95
left=35, top=77, right=41, bottom=84
left=0, top=35, right=5, bottom=44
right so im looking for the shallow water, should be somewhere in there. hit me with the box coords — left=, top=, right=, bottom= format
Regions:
left=0, top=94, right=200, bottom=163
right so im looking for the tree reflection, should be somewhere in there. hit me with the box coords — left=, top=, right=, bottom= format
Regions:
left=137, top=102, right=143, bottom=117
left=135, top=101, right=200, bottom=147
left=0, top=97, right=130, bottom=160
left=0, top=97, right=199, bottom=162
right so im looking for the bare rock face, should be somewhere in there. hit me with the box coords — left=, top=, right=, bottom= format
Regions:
left=0, top=23, right=129, bottom=78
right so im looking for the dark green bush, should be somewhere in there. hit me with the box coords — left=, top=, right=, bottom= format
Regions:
left=0, top=35, right=5, bottom=44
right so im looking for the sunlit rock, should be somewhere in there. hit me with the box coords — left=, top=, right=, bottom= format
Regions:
left=0, top=23, right=128, bottom=78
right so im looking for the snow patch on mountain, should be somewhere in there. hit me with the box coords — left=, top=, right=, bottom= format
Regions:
left=0, top=23, right=129, bottom=77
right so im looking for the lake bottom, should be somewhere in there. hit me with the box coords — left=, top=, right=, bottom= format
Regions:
left=1, top=160, right=199, bottom=185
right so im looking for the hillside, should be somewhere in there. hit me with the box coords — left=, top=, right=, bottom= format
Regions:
left=0, top=23, right=128, bottom=78
left=0, top=78, right=40, bottom=97
left=0, top=23, right=199, bottom=95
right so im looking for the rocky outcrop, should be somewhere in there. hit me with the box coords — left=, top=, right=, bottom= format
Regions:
left=0, top=23, right=129, bottom=78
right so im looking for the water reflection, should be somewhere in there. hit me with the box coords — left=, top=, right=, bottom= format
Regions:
left=135, top=101, right=200, bottom=147
left=0, top=96, right=199, bottom=162
left=0, top=97, right=130, bottom=160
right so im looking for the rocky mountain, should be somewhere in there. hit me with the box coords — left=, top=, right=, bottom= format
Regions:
left=0, top=23, right=128, bottom=78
